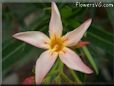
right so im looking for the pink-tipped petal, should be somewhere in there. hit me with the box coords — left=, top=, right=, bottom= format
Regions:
left=35, top=50, right=58, bottom=84
left=59, top=48, right=93, bottom=74
left=49, top=2, right=63, bottom=37
left=63, top=19, right=92, bottom=47
left=13, top=31, right=50, bottom=49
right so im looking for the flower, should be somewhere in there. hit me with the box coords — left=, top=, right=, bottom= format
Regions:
left=71, top=41, right=90, bottom=49
left=13, top=2, right=93, bottom=84
left=22, top=76, right=35, bottom=84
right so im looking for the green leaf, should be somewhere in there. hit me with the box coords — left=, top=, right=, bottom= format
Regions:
left=82, top=46, right=99, bottom=74
left=61, top=6, right=72, bottom=19
left=90, top=25, right=113, bottom=42
left=87, top=32, right=113, bottom=55
left=106, top=7, right=114, bottom=28
left=8, top=4, right=39, bottom=20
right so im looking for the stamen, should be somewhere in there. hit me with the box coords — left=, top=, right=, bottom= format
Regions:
left=50, top=36, right=64, bottom=52
left=44, top=41, right=48, bottom=44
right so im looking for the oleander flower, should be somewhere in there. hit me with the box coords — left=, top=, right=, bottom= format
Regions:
left=13, top=2, right=93, bottom=84
left=22, top=76, right=34, bottom=84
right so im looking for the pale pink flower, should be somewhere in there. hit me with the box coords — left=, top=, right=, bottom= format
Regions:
left=13, top=2, right=93, bottom=84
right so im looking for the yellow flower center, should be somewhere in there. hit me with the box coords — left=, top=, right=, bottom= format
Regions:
left=50, top=36, right=64, bottom=52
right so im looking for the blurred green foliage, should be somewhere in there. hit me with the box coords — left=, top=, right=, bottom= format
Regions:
left=2, top=3, right=114, bottom=84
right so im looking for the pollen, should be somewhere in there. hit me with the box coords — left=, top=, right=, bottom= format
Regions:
left=49, top=36, right=64, bottom=52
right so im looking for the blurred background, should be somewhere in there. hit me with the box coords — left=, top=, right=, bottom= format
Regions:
left=2, top=2, right=114, bottom=84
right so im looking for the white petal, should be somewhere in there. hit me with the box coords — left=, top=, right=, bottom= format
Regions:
left=49, top=2, right=63, bottom=37
left=35, top=50, right=58, bottom=84
left=59, top=48, right=93, bottom=74
left=13, top=31, right=50, bottom=49
left=63, top=19, right=92, bottom=46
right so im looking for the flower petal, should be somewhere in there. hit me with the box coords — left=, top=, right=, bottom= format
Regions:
left=13, top=31, right=50, bottom=49
left=63, top=19, right=92, bottom=46
left=49, top=2, right=63, bottom=37
left=35, top=50, right=58, bottom=84
left=59, top=48, right=93, bottom=74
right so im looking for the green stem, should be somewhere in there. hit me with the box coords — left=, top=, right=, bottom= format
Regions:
left=60, top=72, right=73, bottom=83
left=47, top=58, right=60, bottom=76
left=70, top=69, right=82, bottom=84
left=58, top=58, right=64, bottom=72
left=82, top=46, right=98, bottom=74
left=55, top=75, right=61, bottom=84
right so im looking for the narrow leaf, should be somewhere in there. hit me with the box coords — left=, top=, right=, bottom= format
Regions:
left=82, top=46, right=99, bottom=74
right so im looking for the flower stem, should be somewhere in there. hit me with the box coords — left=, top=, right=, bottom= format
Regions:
left=69, top=69, right=82, bottom=84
